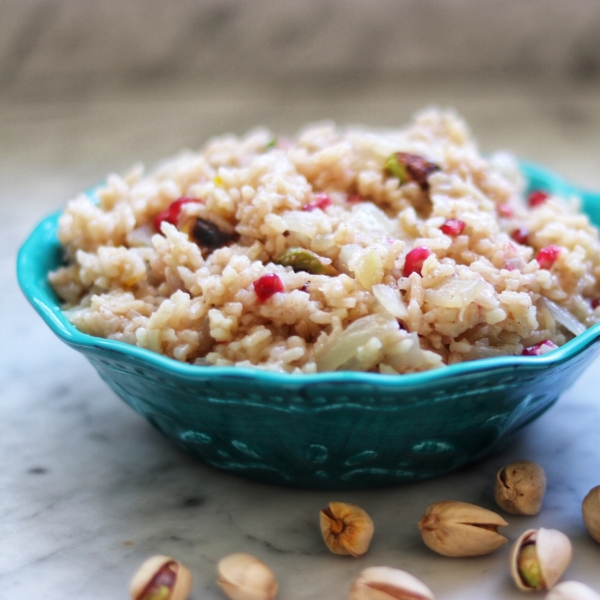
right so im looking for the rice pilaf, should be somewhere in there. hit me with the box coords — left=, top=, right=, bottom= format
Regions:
left=49, top=110, right=600, bottom=374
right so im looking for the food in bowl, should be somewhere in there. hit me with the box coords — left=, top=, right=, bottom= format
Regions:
left=48, top=110, right=600, bottom=374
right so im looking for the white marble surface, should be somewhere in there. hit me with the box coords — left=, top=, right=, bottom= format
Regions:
left=2, top=79, right=600, bottom=599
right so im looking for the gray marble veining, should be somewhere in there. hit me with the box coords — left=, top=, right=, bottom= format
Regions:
left=2, top=78, right=600, bottom=599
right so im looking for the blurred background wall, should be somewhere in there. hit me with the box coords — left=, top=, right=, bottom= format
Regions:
left=2, top=0, right=600, bottom=99
left=1, top=0, right=600, bottom=205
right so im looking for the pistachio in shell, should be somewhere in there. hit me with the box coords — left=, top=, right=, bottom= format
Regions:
left=418, top=500, right=508, bottom=557
left=275, top=247, right=338, bottom=276
left=582, top=485, right=600, bottom=544
left=349, top=566, right=435, bottom=600
left=545, top=581, right=600, bottom=600
left=217, top=553, right=278, bottom=600
left=320, top=501, right=374, bottom=557
left=130, top=555, right=192, bottom=600
left=509, top=528, right=573, bottom=591
left=495, top=460, right=547, bottom=515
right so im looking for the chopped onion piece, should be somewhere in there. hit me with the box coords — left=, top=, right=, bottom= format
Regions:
left=539, top=297, right=586, bottom=336
left=372, top=284, right=408, bottom=319
left=127, top=224, right=155, bottom=247
left=356, top=249, right=383, bottom=290
left=338, top=244, right=363, bottom=271
left=424, top=278, right=486, bottom=309
left=315, top=314, right=400, bottom=372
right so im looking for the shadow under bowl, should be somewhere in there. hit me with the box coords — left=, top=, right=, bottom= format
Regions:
left=17, top=162, right=600, bottom=488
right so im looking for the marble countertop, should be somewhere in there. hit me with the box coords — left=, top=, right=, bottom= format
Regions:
left=2, top=78, right=600, bottom=599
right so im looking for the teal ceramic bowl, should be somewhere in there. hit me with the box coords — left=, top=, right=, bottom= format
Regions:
left=18, top=162, right=600, bottom=489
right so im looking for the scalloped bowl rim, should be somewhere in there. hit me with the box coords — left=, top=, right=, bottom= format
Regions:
left=17, top=160, right=600, bottom=390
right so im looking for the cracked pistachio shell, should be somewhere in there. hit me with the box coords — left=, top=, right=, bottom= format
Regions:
left=217, top=553, right=278, bottom=600
left=418, top=501, right=508, bottom=557
left=510, top=528, right=573, bottom=591
left=320, top=501, right=374, bottom=557
left=495, top=460, right=547, bottom=515
left=545, top=582, right=600, bottom=600
left=582, top=485, right=600, bottom=544
left=130, top=555, right=192, bottom=600
left=350, top=566, right=435, bottom=600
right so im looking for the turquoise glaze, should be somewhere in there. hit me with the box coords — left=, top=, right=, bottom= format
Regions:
left=17, top=162, right=600, bottom=488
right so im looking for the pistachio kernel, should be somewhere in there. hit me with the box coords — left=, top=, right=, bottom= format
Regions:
left=130, top=556, right=192, bottom=600
left=385, top=152, right=440, bottom=191
left=518, top=543, right=543, bottom=589
left=276, top=248, right=338, bottom=276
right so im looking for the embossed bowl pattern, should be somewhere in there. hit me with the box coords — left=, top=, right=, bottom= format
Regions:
left=17, top=162, right=600, bottom=488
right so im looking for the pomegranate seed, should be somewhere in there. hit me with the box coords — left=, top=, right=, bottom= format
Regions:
left=253, top=273, right=284, bottom=302
left=528, top=190, right=550, bottom=207
left=154, top=197, right=202, bottom=232
left=536, top=245, right=561, bottom=270
left=303, top=194, right=332, bottom=211
left=591, top=299, right=600, bottom=309
left=440, top=219, right=466, bottom=236
left=511, top=228, right=529, bottom=245
left=403, top=246, right=432, bottom=277
left=347, top=194, right=363, bottom=203
left=497, top=204, right=513, bottom=218
left=521, top=339, right=558, bottom=356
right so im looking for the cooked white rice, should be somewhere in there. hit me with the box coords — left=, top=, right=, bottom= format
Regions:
left=49, top=109, right=600, bottom=374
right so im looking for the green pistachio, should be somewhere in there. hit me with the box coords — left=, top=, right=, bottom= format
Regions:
left=384, top=152, right=440, bottom=190
left=385, top=153, right=409, bottom=182
left=509, top=528, right=572, bottom=592
left=276, top=248, right=338, bottom=276
left=518, top=544, right=543, bottom=589
left=130, top=556, right=192, bottom=600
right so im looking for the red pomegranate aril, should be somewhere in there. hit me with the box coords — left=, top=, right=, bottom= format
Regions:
left=303, top=194, right=332, bottom=211
left=497, top=204, right=513, bottom=218
left=440, top=219, right=466, bottom=236
left=536, top=245, right=561, bottom=270
left=511, top=228, right=529, bottom=245
left=403, top=246, right=432, bottom=277
left=347, top=194, right=363, bottom=203
left=253, top=273, right=284, bottom=302
left=528, top=190, right=550, bottom=207
left=521, top=339, right=557, bottom=356
left=154, top=197, right=202, bottom=232
left=591, top=298, right=600, bottom=310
